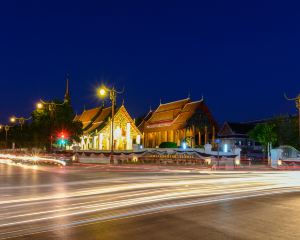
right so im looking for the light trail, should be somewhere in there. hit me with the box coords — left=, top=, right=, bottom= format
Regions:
left=0, top=162, right=300, bottom=239
left=0, top=153, right=67, bottom=166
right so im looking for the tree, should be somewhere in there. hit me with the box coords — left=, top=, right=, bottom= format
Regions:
left=248, top=123, right=277, bottom=160
left=272, top=115, right=299, bottom=149
left=31, top=100, right=82, bottom=150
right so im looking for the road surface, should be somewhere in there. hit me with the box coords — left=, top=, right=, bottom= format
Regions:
left=1, top=162, right=300, bottom=239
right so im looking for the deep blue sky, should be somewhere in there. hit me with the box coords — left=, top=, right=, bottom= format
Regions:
left=0, top=0, right=299, bottom=124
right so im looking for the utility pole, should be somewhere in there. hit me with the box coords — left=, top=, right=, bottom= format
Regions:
left=99, top=85, right=124, bottom=164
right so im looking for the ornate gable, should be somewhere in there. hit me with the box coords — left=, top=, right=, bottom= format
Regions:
left=101, top=105, right=142, bottom=136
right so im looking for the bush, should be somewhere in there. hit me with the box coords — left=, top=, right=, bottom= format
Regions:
left=159, top=142, right=177, bottom=148
left=194, top=145, right=204, bottom=149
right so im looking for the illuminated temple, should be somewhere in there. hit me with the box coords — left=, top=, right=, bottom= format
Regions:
left=75, top=105, right=142, bottom=151
left=138, top=98, right=218, bottom=148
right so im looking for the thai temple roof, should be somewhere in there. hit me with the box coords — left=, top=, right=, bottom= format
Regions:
left=75, top=105, right=141, bottom=136
left=140, top=97, right=217, bottom=132
left=147, top=98, right=191, bottom=124
left=218, top=122, right=257, bottom=138
left=93, top=106, right=112, bottom=123
left=76, top=107, right=101, bottom=129
left=155, top=98, right=190, bottom=112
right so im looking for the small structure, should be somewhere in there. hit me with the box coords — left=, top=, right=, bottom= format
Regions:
left=75, top=105, right=142, bottom=151
left=218, top=122, right=261, bottom=153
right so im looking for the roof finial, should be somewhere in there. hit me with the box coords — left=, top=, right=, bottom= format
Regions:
left=149, top=105, right=152, bottom=112
left=83, top=104, right=86, bottom=111
left=188, top=89, right=191, bottom=99
left=122, top=98, right=125, bottom=106
left=160, top=98, right=162, bottom=105
left=64, top=74, right=71, bottom=103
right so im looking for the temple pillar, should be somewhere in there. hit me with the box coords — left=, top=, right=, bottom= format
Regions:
left=146, top=133, right=149, bottom=147
left=158, top=131, right=161, bottom=146
left=149, top=133, right=152, bottom=148
left=126, top=123, right=132, bottom=150
left=99, top=133, right=103, bottom=150
left=165, top=131, right=168, bottom=143
left=81, top=136, right=85, bottom=150
left=176, top=130, right=180, bottom=146
left=136, top=135, right=141, bottom=145
left=192, top=126, right=195, bottom=148
left=198, top=131, right=201, bottom=146
left=170, top=130, right=174, bottom=142
left=93, top=136, right=98, bottom=149
left=106, top=135, right=110, bottom=150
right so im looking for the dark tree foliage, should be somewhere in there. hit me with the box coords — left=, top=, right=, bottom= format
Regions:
left=272, top=116, right=299, bottom=149
left=6, top=100, right=83, bottom=150
left=31, top=100, right=83, bottom=149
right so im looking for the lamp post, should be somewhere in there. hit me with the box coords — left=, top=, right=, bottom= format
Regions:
left=4, top=125, right=10, bottom=148
left=215, top=138, right=221, bottom=168
left=285, top=93, right=300, bottom=145
left=10, top=116, right=31, bottom=130
left=98, top=85, right=123, bottom=164
left=36, top=100, right=65, bottom=117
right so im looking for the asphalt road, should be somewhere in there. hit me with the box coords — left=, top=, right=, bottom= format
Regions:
left=1, top=162, right=300, bottom=240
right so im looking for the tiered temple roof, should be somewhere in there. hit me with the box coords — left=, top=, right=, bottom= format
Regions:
left=76, top=107, right=101, bottom=130
left=74, top=107, right=110, bottom=134
left=83, top=107, right=112, bottom=134
left=75, top=105, right=142, bottom=136
left=139, top=98, right=217, bottom=132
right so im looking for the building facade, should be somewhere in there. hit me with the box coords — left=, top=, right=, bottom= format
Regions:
left=75, top=105, right=142, bottom=151
left=218, top=121, right=262, bottom=154
left=138, top=98, right=218, bottom=148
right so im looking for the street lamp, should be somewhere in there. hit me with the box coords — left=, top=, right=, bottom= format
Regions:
left=98, top=85, right=123, bottom=164
left=10, top=116, right=31, bottom=130
left=36, top=100, right=65, bottom=116
left=0, top=125, right=11, bottom=148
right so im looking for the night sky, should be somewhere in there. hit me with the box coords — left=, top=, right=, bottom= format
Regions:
left=0, top=1, right=299, bottom=124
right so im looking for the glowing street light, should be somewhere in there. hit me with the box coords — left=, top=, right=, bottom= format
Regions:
left=10, top=117, right=16, bottom=123
left=99, top=88, right=106, bottom=96
left=36, top=102, right=43, bottom=109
